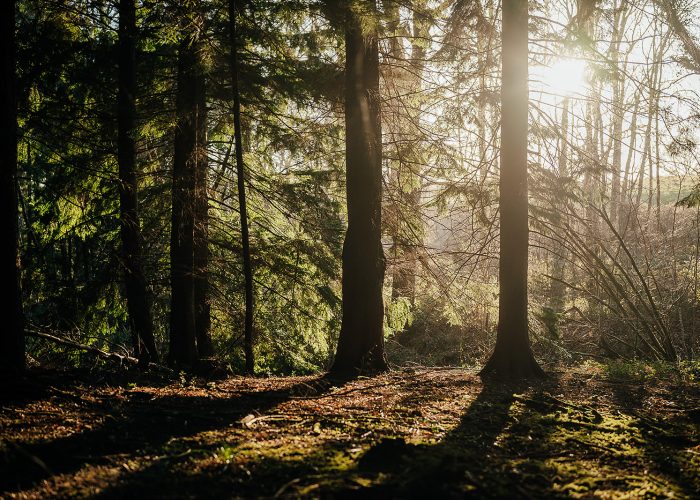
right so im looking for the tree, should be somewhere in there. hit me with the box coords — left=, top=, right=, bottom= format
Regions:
left=608, top=0, right=629, bottom=227
left=170, top=5, right=207, bottom=366
left=480, top=0, right=544, bottom=379
left=228, top=0, right=255, bottom=374
left=1, top=0, right=24, bottom=374
left=657, top=0, right=700, bottom=72
left=117, top=0, right=158, bottom=364
left=193, top=29, right=212, bottom=360
left=330, top=0, right=388, bottom=378
left=386, top=0, right=430, bottom=307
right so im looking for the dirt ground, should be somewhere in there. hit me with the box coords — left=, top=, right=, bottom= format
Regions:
left=1, top=365, right=699, bottom=498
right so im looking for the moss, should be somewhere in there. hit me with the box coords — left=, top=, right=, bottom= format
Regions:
left=3, top=369, right=699, bottom=498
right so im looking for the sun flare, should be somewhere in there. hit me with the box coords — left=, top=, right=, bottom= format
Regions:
left=532, top=57, right=588, bottom=97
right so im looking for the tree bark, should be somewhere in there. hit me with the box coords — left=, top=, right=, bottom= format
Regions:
left=480, top=0, right=543, bottom=380
left=619, top=92, right=640, bottom=227
left=228, top=0, right=255, bottom=375
left=117, top=0, right=158, bottom=364
left=169, top=23, right=205, bottom=367
left=609, top=1, right=627, bottom=227
left=1, top=0, right=24, bottom=374
left=193, top=48, right=212, bottom=359
left=636, top=27, right=668, bottom=211
left=331, top=0, right=388, bottom=378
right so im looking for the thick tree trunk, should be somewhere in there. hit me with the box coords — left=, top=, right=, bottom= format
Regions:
left=193, top=59, right=212, bottom=359
left=330, top=0, right=388, bottom=378
left=117, top=0, right=158, bottom=364
left=169, top=31, right=204, bottom=367
left=480, top=0, right=543, bottom=380
left=228, top=0, right=255, bottom=375
left=1, top=0, right=24, bottom=374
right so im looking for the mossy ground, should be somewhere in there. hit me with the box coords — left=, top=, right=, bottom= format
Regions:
left=1, top=364, right=698, bottom=498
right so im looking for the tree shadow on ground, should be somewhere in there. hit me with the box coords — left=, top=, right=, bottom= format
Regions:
left=349, top=378, right=564, bottom=498
left=607, top=379, right=700, bottom=496
left=4, top=370, right=699, bottom=498
left=91, top=374, right=525, bottom=499
left=340, top=373, right=699, bottom=498
left=0, top=367, right=173, bottom=407
left=0, top=371, right=338, bottom=494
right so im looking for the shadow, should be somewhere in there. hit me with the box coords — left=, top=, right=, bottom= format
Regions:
left=92, top=373, right=521, bottom=499
left=0, top=371, right=338, bottom=494
left=346, top=378, right=561, bottom=498
left=607, top=380, right=700, bottom=496
left=0, top=367, right=174, bottom=407
left=338, top=372, right=625, bottom=499
left=7, top=370, right=697, bottom=498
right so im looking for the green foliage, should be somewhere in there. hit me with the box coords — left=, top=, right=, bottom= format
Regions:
left=388, top=295, right=485, bottom=367
left=385, top=297, right=413, bottom=336
left=15, top=0, right=700, bottom=372
left=600, top=360, right=700, bottom=383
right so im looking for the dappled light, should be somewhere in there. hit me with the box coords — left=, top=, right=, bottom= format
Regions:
left=2, top=368, right=699, bottom=497
left=3, top=0, right=700, bottom=496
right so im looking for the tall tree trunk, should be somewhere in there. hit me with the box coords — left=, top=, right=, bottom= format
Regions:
left=193, top=55, right=212, bottom=359
left=477, top=0, right=489, bottom=183
left=549, top=96, right=569, bottom=311
left=388, top=0, right=428, bottom=306
left=654, top=34, right=666, bottom=224
left=636, top=27, right=668, bottom=211
left=169, top=22, right=204, bottom=367
left=636, top=94, right=652, bottom=208
left=480, top=0, right=543, bottom=379
left=228, top=0, right=255, bottom=375
left=118, top=0, right=158, bottom=364
left=619, top=91, right=640, bottom=228
left=385, top=0, right=407, bottom=303
left=330, top=0, right=388, bottom=378
left=609, top=1, right=627, bottom=227
left=1, top=0, right=24, bottom=374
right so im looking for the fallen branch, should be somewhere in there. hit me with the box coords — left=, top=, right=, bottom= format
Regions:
left=27, top=329, right=139, bottom=365
left=26, top=328, right=173, bottom=374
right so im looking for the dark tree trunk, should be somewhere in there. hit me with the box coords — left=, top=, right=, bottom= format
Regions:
left=480, top=0, right=543, bottom=380
left=169, top=29, right=205, bottom=367
left=330, top=0, right=388, bottom=378
left=228, top=0, right=255, bottom=375
left=118, top=0, right=158, bottom=364
left=1, top=0, right=24, bottom=374
left=193, top=54, right=212, bottom=359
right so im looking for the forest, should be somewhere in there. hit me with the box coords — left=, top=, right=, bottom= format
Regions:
left=2, top=0, right=700, bottom=497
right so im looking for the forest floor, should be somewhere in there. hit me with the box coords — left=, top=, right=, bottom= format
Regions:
left=1, top=364, right=699, bottom=499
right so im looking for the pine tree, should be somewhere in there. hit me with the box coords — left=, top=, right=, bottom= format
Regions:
left=480, top=0, right=544, bottom=379
left=331, top=0, right=388, bottom=377
left=117, top=0, right=158, bottom=364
